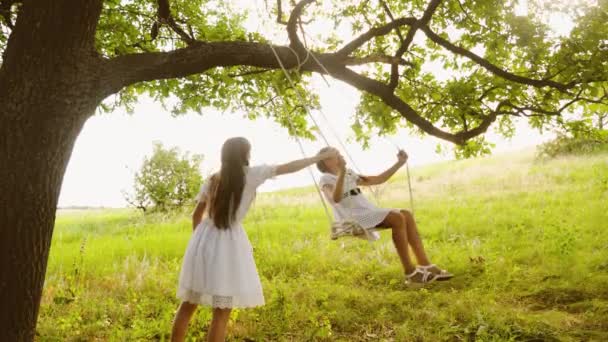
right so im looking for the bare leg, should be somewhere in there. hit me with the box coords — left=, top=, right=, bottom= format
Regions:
left=207, top=308, right=232, bottom=342
left=400, top=210, right=431, bottom=266
left=171, top=301, right=198, bottom=342
left=400, top=210, right=452, bottom=279
left=380, top=211, right=416, bottom=274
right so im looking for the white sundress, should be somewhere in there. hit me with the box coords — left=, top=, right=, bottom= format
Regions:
left=319, top=169, right=396, bottom=230
left=176, top=165, right=276, bottom=308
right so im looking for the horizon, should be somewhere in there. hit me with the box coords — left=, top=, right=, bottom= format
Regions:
left=56, top=145, right=539, bottom=210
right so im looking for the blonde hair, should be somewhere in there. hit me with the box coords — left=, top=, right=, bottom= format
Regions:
left=316, top=147, right=332, bottom=173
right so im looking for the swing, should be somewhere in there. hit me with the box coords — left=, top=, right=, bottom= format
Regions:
left=267, top=43, right=415, bottom=242
left=330, top=220, right=380, bottom=241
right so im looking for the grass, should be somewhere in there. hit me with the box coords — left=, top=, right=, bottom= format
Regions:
left=37, top=150, right=608, bottom=341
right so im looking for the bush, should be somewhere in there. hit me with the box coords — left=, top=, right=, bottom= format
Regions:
left=124, top=142, right=203, bottom=212
left=537, top=129, right=608, bottom=159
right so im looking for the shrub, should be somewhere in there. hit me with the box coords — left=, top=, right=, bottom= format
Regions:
left=124, top=142, right=203, bottom=212
left=537, top=129, right=608, bottom=159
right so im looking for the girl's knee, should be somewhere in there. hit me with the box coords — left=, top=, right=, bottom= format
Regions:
left=388, top=212, right=405, bottom=230
left=400, top=209, right=412, bottom=220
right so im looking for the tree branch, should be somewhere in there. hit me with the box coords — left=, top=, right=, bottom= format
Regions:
left=501, top=89, right=601, bottom=118
left=102, top=0, right=605, bottom=148
left=337, top=17, right=417, bottom=56
left=286, top=0, right=315, bottom=56
left=327, top=65, right=495, bottom=144
left=578, top=94, right=608, bottom=105
left=228, top=68, right=274, bottom=78
left=106, top=34, right=499, bottom=145
left=343, top=54, right=414, bottom=67
left=492, top=88, right=599, bottom=119
left=276, top=0, right=288, bottom=24
left=379, top=0, right=404, bottom=43
left=388, top=0, right=442, bottom=90
left=103, top=42, right=313, bottom=94
left=455, top=0, right=492, bottom=32
left=419, top=25, right=576, bottom=91
left=153, top=0, right=195, bottom=45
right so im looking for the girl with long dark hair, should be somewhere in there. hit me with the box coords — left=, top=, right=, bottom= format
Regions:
left=171, top=137, right=337, bottom=342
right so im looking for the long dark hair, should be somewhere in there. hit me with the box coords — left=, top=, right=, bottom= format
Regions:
left=209, top=137, right=250, bottom=229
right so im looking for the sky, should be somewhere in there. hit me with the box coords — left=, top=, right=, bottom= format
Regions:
left=57, top=0, right=572, bottom=208
left=58, top=79, right=553, bottom=208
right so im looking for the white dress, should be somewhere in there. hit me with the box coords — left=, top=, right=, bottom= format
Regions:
left=176, top=165, right=276, bottom=308
left=320, top=169, right=395, bottom=229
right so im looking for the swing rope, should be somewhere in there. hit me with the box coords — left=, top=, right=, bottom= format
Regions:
left=269, top=46, right=332, bottom=147
left=385, top=137, right=416, bottom=216
left=276, top=44, right=386, bottom=208
left=302, top=41, right=416, bottom=216
left=406, top=163, right=415, bottom=216
left=296, top=44, right=384, bottom=204
left=270, top=82, right=333, bottom=224
left=269, top=44, right=377, bottom=241
left=272, top=42, right=416, bottom=217
left=251, top=1, right=373, bottom=241
left=251, top=1, right=339, bottom=231
left=256, top=0, right=414, bottom=238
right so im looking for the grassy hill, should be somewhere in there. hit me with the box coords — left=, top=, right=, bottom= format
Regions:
left=38, top=150, right=608, bottom=341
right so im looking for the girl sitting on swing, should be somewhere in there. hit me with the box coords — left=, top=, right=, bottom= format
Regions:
left=317, top=147, right=453, bottom=286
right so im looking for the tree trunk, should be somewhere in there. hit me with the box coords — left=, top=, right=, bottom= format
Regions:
left=0, top=90, right=99, bottom=341
left=0, top=1, right=104, bottom=339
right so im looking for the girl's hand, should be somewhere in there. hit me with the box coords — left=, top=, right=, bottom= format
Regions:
left=397, top=150, right=408, bottom=165
left=337, top=155, right=346, bottom=172
left=317, top=148, right=339, bottom=161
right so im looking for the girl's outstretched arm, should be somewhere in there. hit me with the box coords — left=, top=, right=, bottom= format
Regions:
left=275, top=150, right=339, bottom=176
left=358, top=150, right=408, bottom=186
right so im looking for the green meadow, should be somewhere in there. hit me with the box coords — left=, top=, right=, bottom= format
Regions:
left=38, top=150, right=608, bottom=341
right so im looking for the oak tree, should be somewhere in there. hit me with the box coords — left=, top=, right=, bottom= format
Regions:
left=0, top=0, right=606, bottom=339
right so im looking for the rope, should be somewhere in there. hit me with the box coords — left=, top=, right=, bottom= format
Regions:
left=269, top=46, right=331, bottom=147
left=385, top=136, right=416, bottom=216
left=297, top=44, right=384, bottom=203
left=279, top=93, right=333, bottom=223
left=252, top=1, right=333, bottom=227
left=255, top=1, right=335, bottom=227
left=268, top=49, right=333, bottom=224
left=317, top=79, right=414, bottom=216
left=258, top=0, right=415, bottom=240
left=269, top=44, right=378, bottom=244
left=406, top=162, right=415, bottom=216
left=296, top=137, right=334, bottom=223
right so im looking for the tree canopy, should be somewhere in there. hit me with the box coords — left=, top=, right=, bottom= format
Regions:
left=4, top=0, right=605, bottom=156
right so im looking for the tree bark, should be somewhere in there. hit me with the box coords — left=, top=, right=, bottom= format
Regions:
left=0, top=0, right=104, bottom=339
left=0, top=96, right=95, bottom=341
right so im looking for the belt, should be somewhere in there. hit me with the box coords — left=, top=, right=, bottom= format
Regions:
left=343, top=188, right=361, bottom=198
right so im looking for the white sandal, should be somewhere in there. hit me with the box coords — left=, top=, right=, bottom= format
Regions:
left=405, top=267, right=438, bottom=287
left=418, top=264, right=453, bottom=281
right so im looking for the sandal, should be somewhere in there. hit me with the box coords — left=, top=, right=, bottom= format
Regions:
left=418, top=264, right=453, bottom=281
left=405, top=267, right=438, bottom=287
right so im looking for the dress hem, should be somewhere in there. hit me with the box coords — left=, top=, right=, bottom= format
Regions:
left=358, top=208, right=400, bottom=229
left=177, top=288, right=265, bottom=309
